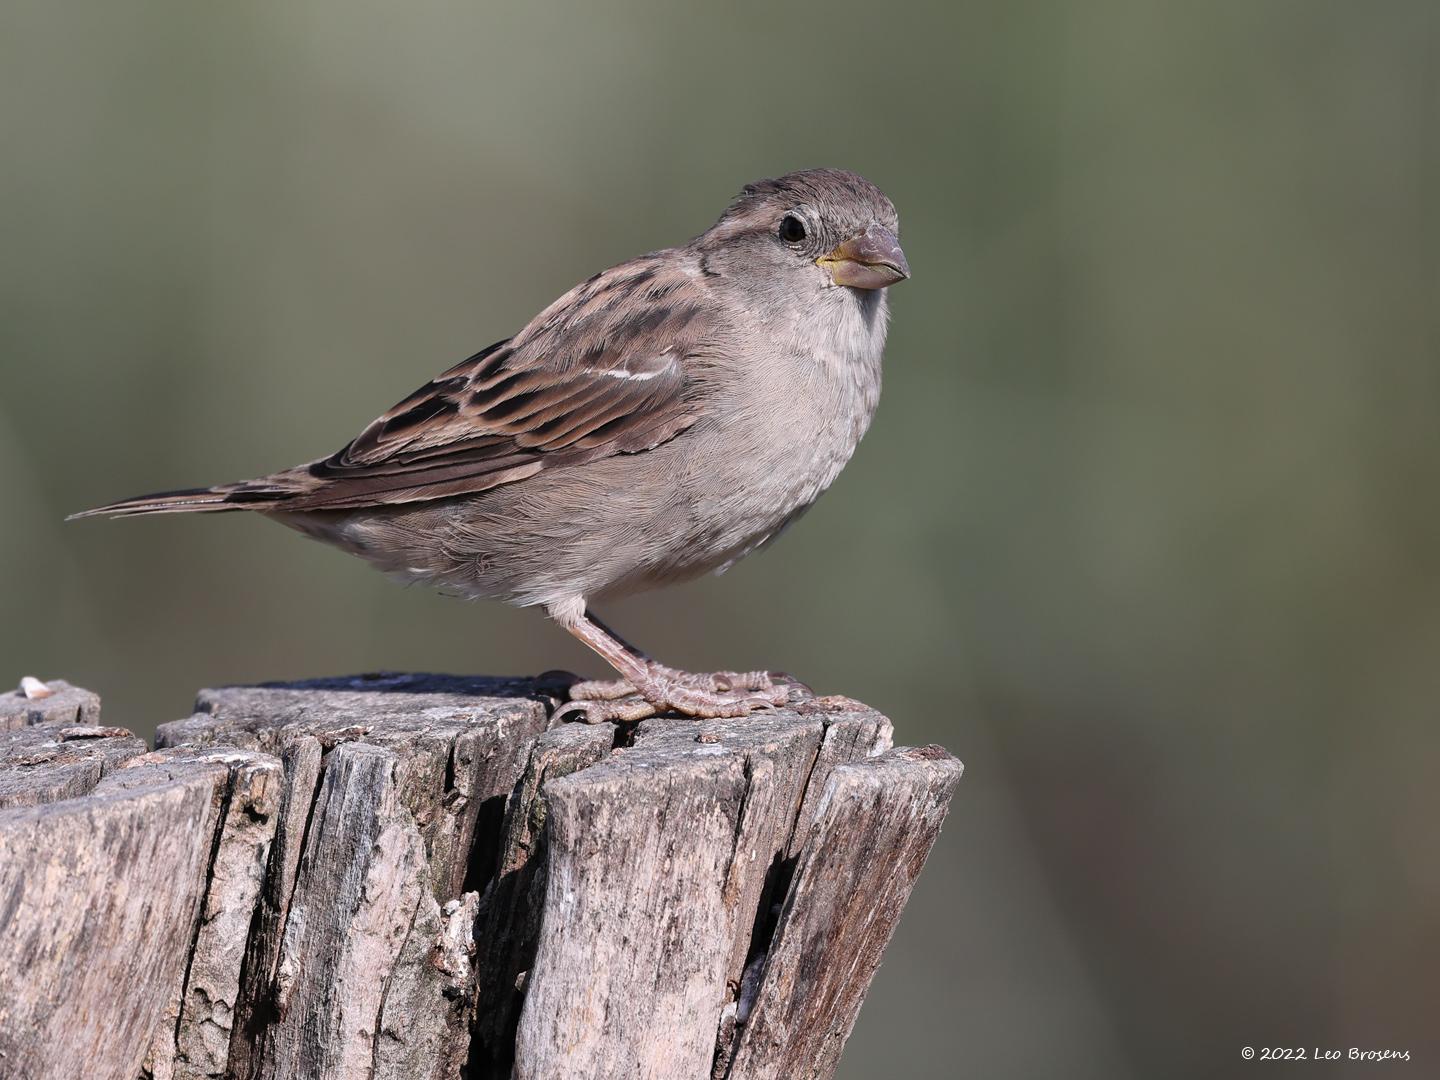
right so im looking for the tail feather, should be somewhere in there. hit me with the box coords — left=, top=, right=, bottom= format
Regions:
left=67, top=483, right=282, bottom=520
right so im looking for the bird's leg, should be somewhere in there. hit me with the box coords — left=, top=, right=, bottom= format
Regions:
left=561, top=611, right=654, bottom=700
left=549, top=602, right=793, bottom=723
left=567, top=609, right=806, bottom=698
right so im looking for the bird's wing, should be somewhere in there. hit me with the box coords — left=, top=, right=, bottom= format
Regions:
left=216, top=256, right=714, bottom=512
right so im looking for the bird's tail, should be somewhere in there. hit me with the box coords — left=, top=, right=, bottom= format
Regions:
left=67, top=482, right=285, bottom=520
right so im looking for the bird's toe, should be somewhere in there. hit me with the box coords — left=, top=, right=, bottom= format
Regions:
left=566, top=676, right=640, bottom=701
left=554, top=695, right=658, bottom=724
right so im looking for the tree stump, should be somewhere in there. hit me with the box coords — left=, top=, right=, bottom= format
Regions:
left=0, top=673, right=962, bottom=1080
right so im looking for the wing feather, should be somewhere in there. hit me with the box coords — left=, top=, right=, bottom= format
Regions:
left=231, top=257, right=711, bottom=511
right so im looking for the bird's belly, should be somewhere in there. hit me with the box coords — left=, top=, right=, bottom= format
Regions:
left=645, top=381, right=874, bottom=585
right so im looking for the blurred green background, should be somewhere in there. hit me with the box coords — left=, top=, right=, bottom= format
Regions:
left=3, top=1, right=1437, bottom=1076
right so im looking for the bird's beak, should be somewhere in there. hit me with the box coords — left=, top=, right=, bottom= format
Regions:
left=817, top=224, right=910, bottom=289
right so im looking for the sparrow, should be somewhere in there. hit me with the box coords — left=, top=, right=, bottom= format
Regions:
left=72, top=168, right=909, bottom=723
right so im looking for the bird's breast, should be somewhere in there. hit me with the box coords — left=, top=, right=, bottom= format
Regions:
left=675, top=288, right=888, bottom=568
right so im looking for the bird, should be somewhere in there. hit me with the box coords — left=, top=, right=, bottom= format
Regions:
left=72, top=168, right=909, bottom=723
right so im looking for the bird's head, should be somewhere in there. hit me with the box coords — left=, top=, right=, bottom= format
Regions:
left=696, top=168, right=908, bottom=296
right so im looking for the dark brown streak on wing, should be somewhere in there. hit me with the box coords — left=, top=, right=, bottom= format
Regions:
left=226, top=257, right=712, bottom=512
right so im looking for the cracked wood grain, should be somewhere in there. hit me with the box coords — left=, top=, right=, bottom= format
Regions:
left=159, top=673, right=551, bottom=902
left=512, top=696, right=899, bottom=1080
left=222, top=735, right=324, bottom=1080
left=129, top=747, right=285, bottom=1080
left=162, top=675, right=548, bottom=1080
left=0, top=719, right=147, bottom=809
left=0, top=678, right=102, bottom=732
left=468, top=722, right=616, bottom=1079
left=514, top=744, right=750, bottom=1080
left=723, top=746, right=963, bottom=1080
left=0, top=675, right=958, bottom=1080
left=253, top=741, right=429, bottom=1080
left=0, top=744, right=244, bottom=1080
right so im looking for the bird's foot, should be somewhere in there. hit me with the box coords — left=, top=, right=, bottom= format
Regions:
left=568, top=664, right=799, bottom=701
left=558, top=667, right=803, bottom=724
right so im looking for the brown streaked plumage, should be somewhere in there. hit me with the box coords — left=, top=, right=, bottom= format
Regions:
left=72, top=168, right=909, bottom=722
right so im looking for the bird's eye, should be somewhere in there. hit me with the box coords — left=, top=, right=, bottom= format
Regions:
left=779, top=215, right=807, bottom=244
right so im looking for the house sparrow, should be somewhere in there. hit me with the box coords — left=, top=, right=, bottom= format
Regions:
left=72, top=168, right=909, bottom=722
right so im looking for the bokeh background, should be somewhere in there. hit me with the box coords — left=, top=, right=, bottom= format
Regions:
left=4, top=1, right=1437, bottom=1076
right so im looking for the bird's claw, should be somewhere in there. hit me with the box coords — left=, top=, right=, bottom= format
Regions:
left=555, top=695, right=659, bottom=724
left=556, top=673, right=794, bottom=725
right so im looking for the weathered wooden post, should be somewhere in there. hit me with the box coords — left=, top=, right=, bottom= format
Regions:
left=0, top=673, right=961, bottom=1080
